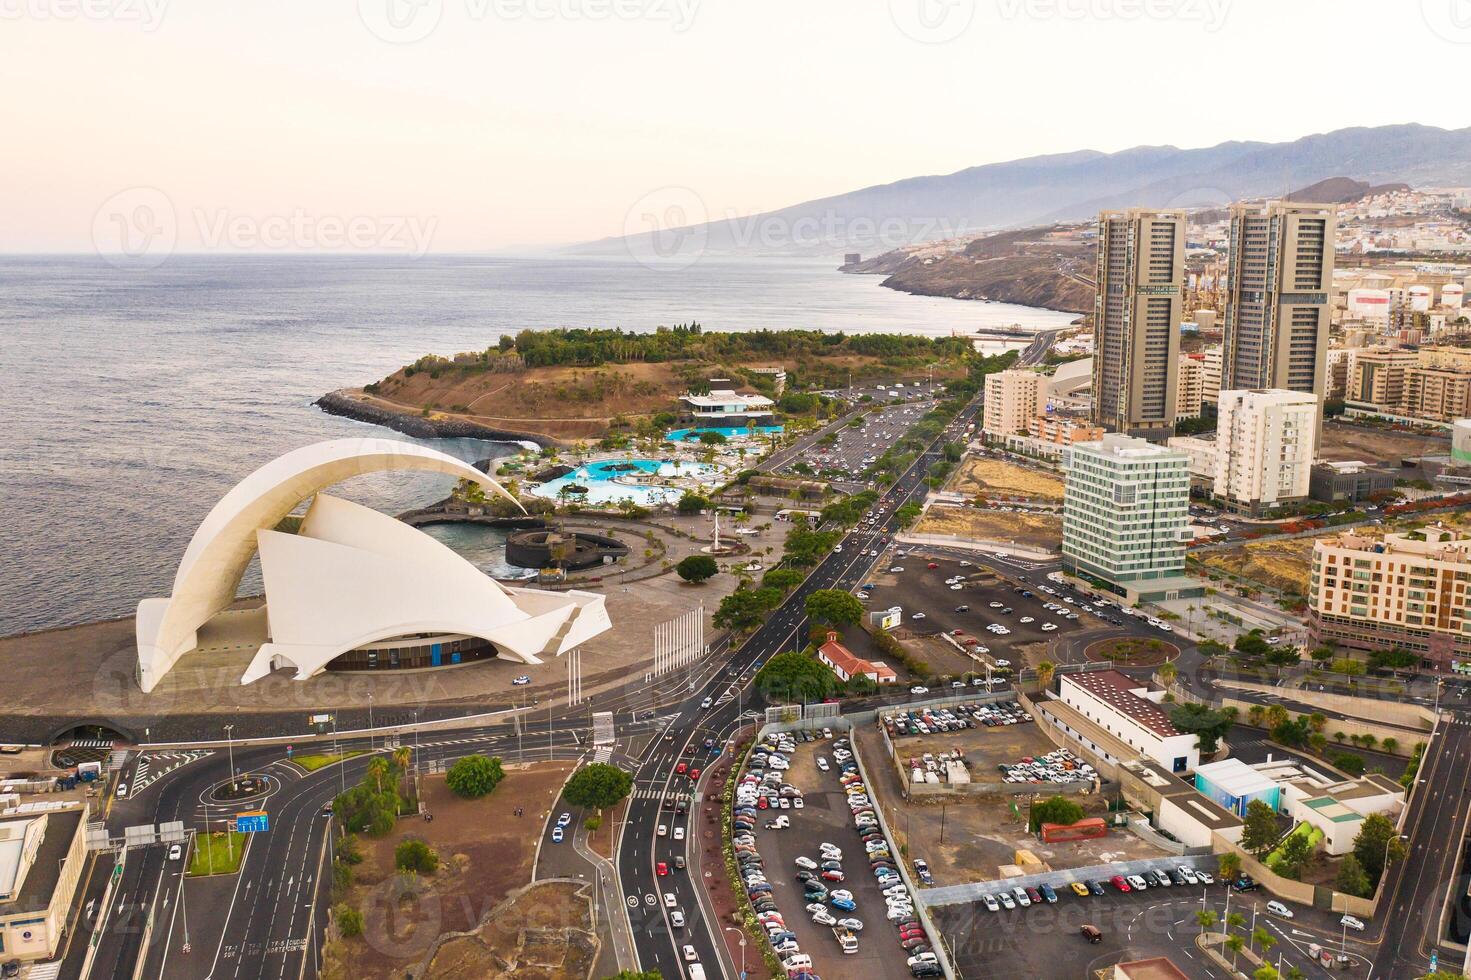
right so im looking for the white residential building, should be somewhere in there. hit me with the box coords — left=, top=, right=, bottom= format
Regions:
left=983, top=370, right=1048, bottom=436
left=1201, top=346, right=1223, bottom=406
left=1058, top=670, right=1200, bottom=774
left=1061, top=434, right=1199, bottom=603
left=679, top=388, right=776, bottom=421
left=1212, top=389, right=1318, bottom=514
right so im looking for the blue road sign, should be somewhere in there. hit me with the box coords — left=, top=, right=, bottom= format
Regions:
left=235, top=811, right=270, bottom=833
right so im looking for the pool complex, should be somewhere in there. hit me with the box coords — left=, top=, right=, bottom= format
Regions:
left=664, top=425, right=784, bottom=442
left=528, top=458, right=724, bottom=506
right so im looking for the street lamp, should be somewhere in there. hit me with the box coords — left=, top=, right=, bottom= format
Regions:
left=223, top=723, right=236, bottom=792
left=722, top=925, right=747, bottom=979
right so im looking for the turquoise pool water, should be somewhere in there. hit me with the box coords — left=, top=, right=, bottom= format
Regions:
left=528, top=458, right=724, bottom=506
left=665, top=425, right=784, bottom=442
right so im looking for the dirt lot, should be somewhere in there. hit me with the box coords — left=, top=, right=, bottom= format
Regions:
left=913, top=506, right=1062, bottom=548
left=1196, top=538, right=1315, bottom=594
left=947, top=457, right=1066, bottom=502
left=854, top=723, right=1166, bottom=887
left=323, top=761, right=574, bottom=980
left=1319, top=418, right=1450, bottom=463
left=423, top=880, right=596, bottom=980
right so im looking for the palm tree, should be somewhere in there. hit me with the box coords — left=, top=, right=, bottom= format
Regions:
left=1265, top=704, right=1289, bottom=729
left=1036, top=661, right=1056, bottom=691
left=1252, top=925, right=1276, bottom=956
left=1225, top=911, right=1246, bottom=935
left=366, top=756, right=391, bottom=795
left=1159, top=662, right=1178, bottom=688
left=1248, top=705, right=1266, bottom=727
left=1225, top=934, right=1245, bottom=969
left=1195, top=908, right=1219, bottom=937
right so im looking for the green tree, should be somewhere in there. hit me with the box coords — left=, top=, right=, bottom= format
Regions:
left=804, top=589, right=865, bottom=628
left=1382, top=736, right=1398, bottom=754
left=677, top=492, right=711, bottom=515
left=1241, top=799, right=1280, bottom=858
left=1029, top=795, right=1085, bottom=832
left=1334, top=852, right=1371, bottom=897
left=335, top=903, right=364, bottom=938
left=394, top=838, right=439, bottom=875
left=1195, top=908, right=1219, bottom=936
left=1218, top=850, right=1242, bottom=882
left=1274, top=831, right=1314, bottom=880
left=675, top=554, right=719, bottom=584
left=697, top=430, right=727, bottom=446
left=1225, top=934, right=1245, bottom=969
left=1252, top=966, right=1280, bottom=980
left=1169, top=702, right=1234, bottom=754
left=1352, top=812, right=1405, bottom=886
left=1234, top=631, right=1272, bottom=659
left=1332, top=753, right=1366, bottom=777
left=445, top=754, right=506, bottom=799
left=762, top=567, right=804, bottom=592
left=714, top=587, right=782, bottom=632
left=563, top=763, right=634, bottom=811
left=754, top=650, right=840, bottom=704
left=1252, top=925, right=1277, bottom=956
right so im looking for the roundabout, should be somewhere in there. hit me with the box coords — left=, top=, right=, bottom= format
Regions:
left=1083, top=635, right=1181, bottom=667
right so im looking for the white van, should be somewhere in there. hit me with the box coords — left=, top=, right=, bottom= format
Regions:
left=1265, top=901, right=1294, bottom=919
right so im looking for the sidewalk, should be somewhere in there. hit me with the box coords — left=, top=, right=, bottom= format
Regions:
left=572, top=813, right=637, bottom=974
left=693, top=728, right=771, bottom=980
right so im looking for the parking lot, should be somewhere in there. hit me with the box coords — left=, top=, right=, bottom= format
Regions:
left=930, top=879, right=1365, bottom=979
left=736, top=729, right=937, bottom=979
left=782, top=385, right=940, bottom=485
left=860, top=556, right=1096, bottom=674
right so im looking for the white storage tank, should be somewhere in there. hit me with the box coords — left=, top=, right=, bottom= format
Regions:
left=1443, top=283, right=1464, bottom=310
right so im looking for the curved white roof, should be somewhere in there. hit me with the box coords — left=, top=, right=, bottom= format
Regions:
left=136, top=438, right=523, bottom=692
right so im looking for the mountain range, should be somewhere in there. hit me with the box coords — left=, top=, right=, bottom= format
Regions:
left=581, top=123, right=1471, bottom=256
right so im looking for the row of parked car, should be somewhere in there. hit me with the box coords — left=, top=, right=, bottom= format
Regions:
left=880, top=699, right=1029, bottom=738
left=979, top=865, right=1219, bottom=912
left=825, top=736, right=941, bottom=978
left=997, top=748, right=1096, bottom=786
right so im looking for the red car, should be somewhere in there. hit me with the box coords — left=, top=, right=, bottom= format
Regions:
left=1111, top=875, right=1131, bottom=893
left=821, top=870, right=845, bottom=882
left=689, top=768, right=702, bottom=781
left=657, top=862, right=668, bottom=876
left=927, top=562, right=939, bottom=569
left=675, top=762, right=688, bottom=776
left=756, top=797, right=770, bottom=809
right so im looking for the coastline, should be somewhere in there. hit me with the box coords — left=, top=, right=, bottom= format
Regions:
left=316, top=388, right=558, bottom=447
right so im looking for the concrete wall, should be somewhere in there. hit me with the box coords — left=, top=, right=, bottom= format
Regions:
left=894, top=532, right=1058, bottom=561
left=1216, top=679, right=1435, bottom=735
left=1217, top=695, right=1425, bottom=756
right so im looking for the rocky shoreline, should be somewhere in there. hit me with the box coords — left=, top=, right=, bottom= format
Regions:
left=316, top=389, right=557, bottom=447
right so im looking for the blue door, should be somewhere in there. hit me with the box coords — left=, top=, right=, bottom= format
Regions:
left=431, top=643, right=442, bottom=667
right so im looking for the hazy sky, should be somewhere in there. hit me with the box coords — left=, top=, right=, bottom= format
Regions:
left=3, top=0, right=1468, bottom=254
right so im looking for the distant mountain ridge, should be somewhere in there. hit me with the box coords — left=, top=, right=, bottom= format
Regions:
left=579, top=124, right=1471, bottom=256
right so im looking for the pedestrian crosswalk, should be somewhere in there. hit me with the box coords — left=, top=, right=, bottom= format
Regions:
left=133, top=750, right=212, bottom=793
left=25, top=961, right=61, bottom=980
left=71, top=738, right=115, bottom=749
left=107, top=749, right=129, bottom=772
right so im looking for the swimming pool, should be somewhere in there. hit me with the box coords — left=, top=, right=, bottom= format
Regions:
left=528, top=458, right=724, bottom=506
left=665, top=425, right=784, bottom=442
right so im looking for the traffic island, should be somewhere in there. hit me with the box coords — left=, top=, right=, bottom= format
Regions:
left=188, top=831, right=248, bottom=877
left=1083, top=636, right=1180, bottom=667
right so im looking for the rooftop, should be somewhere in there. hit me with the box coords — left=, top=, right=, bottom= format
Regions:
left=1303, top=796, right=1363, bottom=824
left=1114, top=956, right=1193, bottom=980
left=1071, top=433, right=1188, bottom=463
left=680, top=390, right=774, bottom=409
left=817, top=633, right=897, bottom=682
left=1061, top=670, right=1180, bottom=738
left=1195, top=758, right=1280, bottom=799
left=0, top=808, right=82, bottom=915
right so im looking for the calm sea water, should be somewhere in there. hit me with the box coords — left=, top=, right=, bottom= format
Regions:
left=0, top=253, right=1074, bottom=635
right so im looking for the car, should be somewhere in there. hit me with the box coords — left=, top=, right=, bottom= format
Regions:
left=830, top=889, right=853, bottom=902
left=550, top=827, right=563, bottom=843
left=670, top=910, right=685, bottom=927
left=683, top=944, right=699, bottom=962
left=512, top=675, right=531, bottom=686
left=1087, top=880, right=1106, bottom=896
left=812, top=909, right=837, bottom=926
left=1149, top=869, right=1171, bottom=888
left=557, top=812, right=572, bottom=827
left=816, top=757, right=829, bottom=771
left=993, top=659, right=1011, bottom=668
left=927, top=562, right=938, bottom=569
left=1069, top=881, right=1090, bottom=897
left=837, top=917, right=863, bottom=931
left=674, top=826, right=686, bottom=841
left=911, top=611, right=926, bottom=620
left=910, top=686, right=929, bottom=694
left=168, top=843, right=182, bottom=861
left=700, top=696, right=713, bottom=709
left=116, top=783, right=128, bottom=799
left=1020, top=616, right=1035, bottom=624
left=950, top=584, right=963, bottom=590
left=1111, top=875, right=1131, bottom=893
left=1341, top=914, right=1366, bottom=932
left=1126, top=874, right=1149, bottom=891
left=1177, top=865, right=1199, bottom=885
left=795, top=856, right=818, bottom=869
left=822, top=870, right=845, bottom=882
left=1266, top=901, right=1294, bottom=919
left=1232, top=875, right=1260, bottom=892
left=1012, top=887, right=1030, bottom=908
left=1025, top=886, right=1043, bottom=905
left=657, top=824, right=667, bottom=837
left=981, top=893, right=1000, bottom=911
left=675, top=762, right=688, bottom=776
left=1196, top=870, right=1214, bottom=885
left=998, top=891, right=1016, bottom=909
left=664, top=892, right=677, bottom=908
left=657, top=862, right=668, bottom=876
left=830, top=896, right=856, bottom=912
left=1080, top=924, right=1102, bottom=944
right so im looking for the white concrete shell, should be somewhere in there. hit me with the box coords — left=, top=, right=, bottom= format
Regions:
left=240, top=494, right=608, bottom=684
left=135, top=438, right=524, bottom=692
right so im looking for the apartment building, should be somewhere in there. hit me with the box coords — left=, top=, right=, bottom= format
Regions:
left=983, top=369, right=1047, bottom=436
left=1092, top=209, right=1185, bottom=442
left=1346, top=347, right=1471, bottom=421
left=0, top=804, right=87, bottom=963
left=1346, top=349, right=1419, bottom=408
left=1211, top=389, right=1318, bottom=514
left=1177, top=354, right=1205, bottom=420
left=1309, top=524, right=1471, bottom=671
left=1201, top=345, right=1223, bottom=406
left=1027, top=415, right=1105, bottom=446
left=1404, top=366, right=1471, bottom=421
left=1061, top=434, right=1199, bottom=603
left=1222, top=202, right=1336, bottom=402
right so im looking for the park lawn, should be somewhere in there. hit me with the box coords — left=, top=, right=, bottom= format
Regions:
left=1266, top=822, right=1323, bottom=872
left=291, top=750, right=369, bottom=772
left=188, top=831, right=248, bottom=877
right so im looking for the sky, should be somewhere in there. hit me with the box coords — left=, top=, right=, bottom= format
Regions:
left=3, top=0, right=1469, bottom=254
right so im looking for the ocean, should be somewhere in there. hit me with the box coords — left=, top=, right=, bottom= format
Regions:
left=0, top=253, right=1075, bottom=636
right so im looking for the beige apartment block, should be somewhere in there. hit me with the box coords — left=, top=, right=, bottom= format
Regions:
left=1310, top=525, right=1471, bottom=670
left=1404, top=367, right=1471, bottom=421
left=1092, top=209, right=1184, bottom=442
left=1177, top=355, right=1205, bottom=420
left=1027, top=415, right=1105, bottom=446
left=983, top=369, right=1047, bottom=436
left=1222, top=202, right=1336, bottom=401
left=1201, top=345, right=1223, bottom=405
left=1347, top=348, right=1419, bottom=407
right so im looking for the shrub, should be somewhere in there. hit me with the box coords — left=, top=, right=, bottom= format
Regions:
left=445, top=754, right=506, bottom=799
left=394, top=838, right=439, bottom=875
left=335, top=903, right=364, bottom=938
